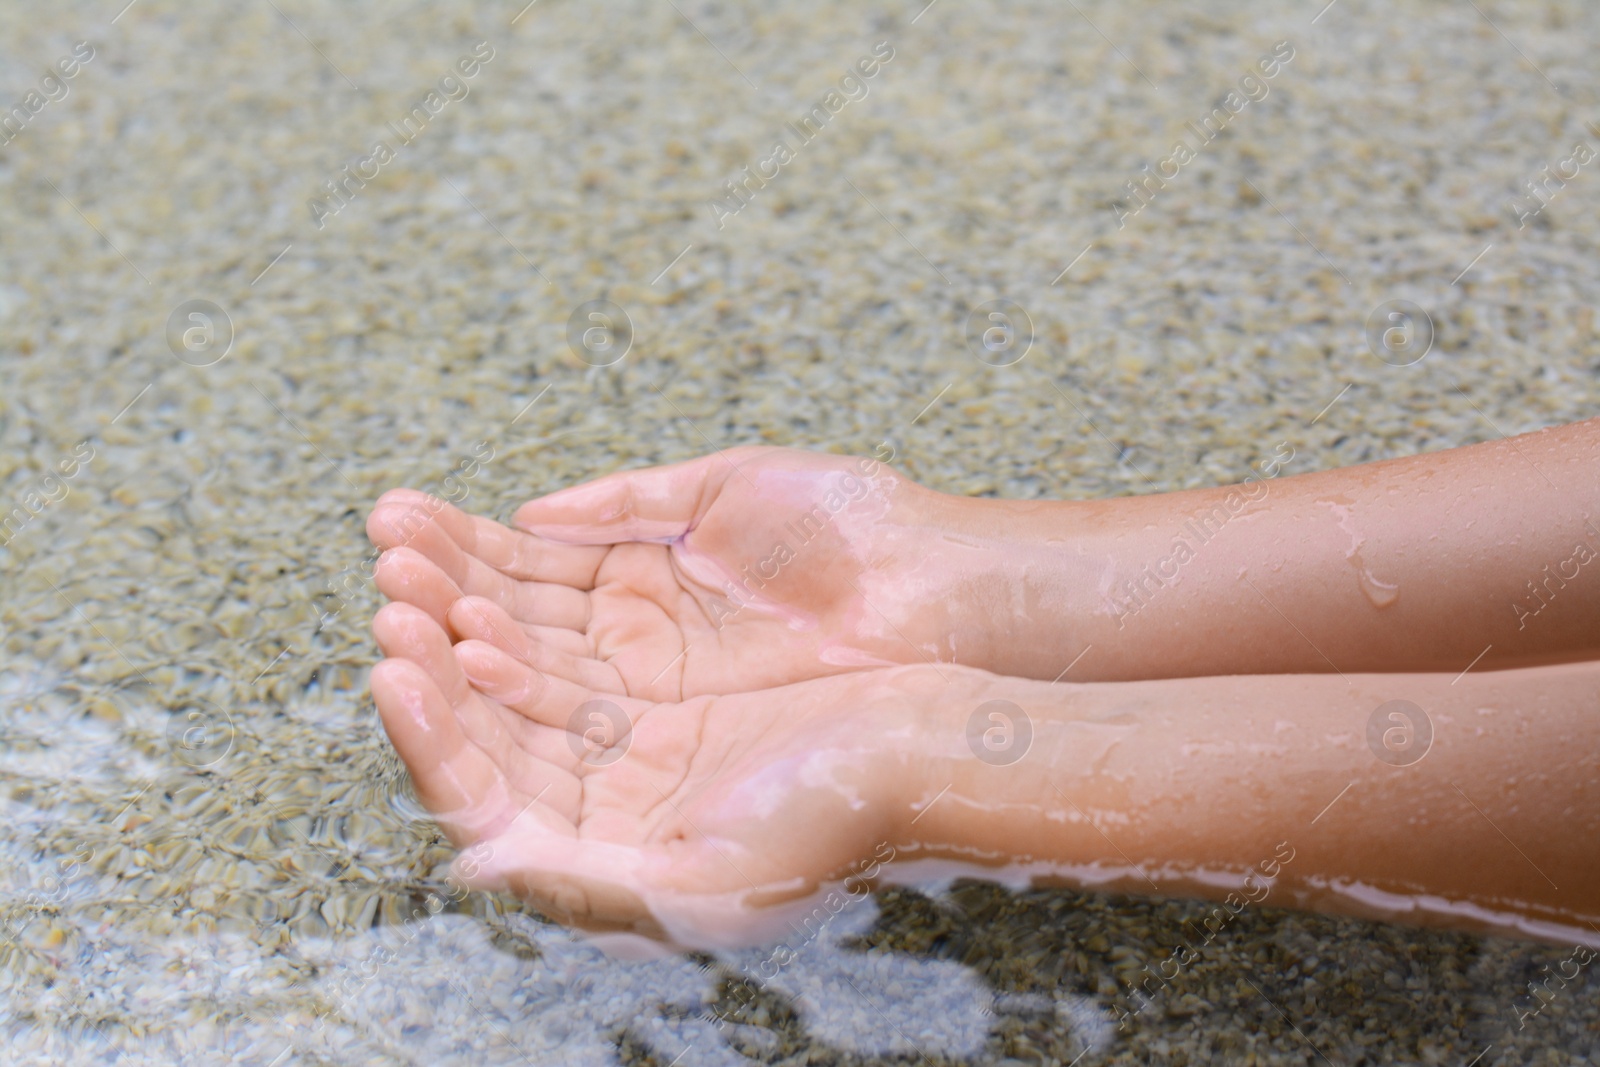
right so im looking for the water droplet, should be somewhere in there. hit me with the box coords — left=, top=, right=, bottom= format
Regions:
left=1356, top=563, right=1395, bottom=604
left=1354, top=556, right=1400, bottom=608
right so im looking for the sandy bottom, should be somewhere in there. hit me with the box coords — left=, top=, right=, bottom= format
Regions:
left=2, top=0, right=1598, bottom=1062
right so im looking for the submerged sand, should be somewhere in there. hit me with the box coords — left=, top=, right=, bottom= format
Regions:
left=2, top=0, right=1599, bottom=1062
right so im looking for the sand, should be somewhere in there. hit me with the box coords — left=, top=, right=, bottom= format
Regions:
left=2, top=0, right=1598, bottom=1062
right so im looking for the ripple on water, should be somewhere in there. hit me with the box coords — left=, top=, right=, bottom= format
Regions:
left=2, top=652, right=1120, bottom=1064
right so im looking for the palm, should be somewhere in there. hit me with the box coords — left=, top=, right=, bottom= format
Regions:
left=367, top=447, right=946, bottom=700
left=369, top=600, right=917, bottom=946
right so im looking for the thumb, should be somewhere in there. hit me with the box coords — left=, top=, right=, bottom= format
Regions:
left=513, top=452, right=741, bottom=544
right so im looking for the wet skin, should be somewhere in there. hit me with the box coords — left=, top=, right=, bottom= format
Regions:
left=368, top=421, right=1600, bottom=949
left=370, top=425, right=1600, bottom=695
left=371, top=594, right=1600, bottom=950
left=366, top=446, right=972, bottom=701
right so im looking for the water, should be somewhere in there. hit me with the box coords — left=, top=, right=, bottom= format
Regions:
left=5, top=0, right=1600, bottom=1061
left=2, top=645, right=1595, bottom=1063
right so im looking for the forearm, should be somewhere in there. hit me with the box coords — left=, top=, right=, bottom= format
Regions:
left=902, top=661, right=1600, bottom=945
left=918, top=417, right=1600, bottom=680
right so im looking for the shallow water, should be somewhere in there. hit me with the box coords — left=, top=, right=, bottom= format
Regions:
left=5, top=0, right=1600, bottom=1062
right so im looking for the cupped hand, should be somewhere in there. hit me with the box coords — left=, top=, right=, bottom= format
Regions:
left=366, top=446, right=960, bottom=701
left=368, top=600, right=933, bottom=948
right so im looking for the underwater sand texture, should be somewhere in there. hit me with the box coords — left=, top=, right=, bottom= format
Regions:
left=2, top=0, right=1599, bottom=1062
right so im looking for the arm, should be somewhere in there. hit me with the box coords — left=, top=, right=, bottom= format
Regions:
left=900, top=659, right=1600, bottom=946
left=911, top=416, right=1600, bottom=680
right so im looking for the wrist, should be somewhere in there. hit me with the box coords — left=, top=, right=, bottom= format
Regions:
left=901, top=487, right=1101, bottom=680
left=894, top=667, right=1080, bottom=855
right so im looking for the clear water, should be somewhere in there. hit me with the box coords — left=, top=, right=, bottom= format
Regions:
left=4, top=0, right=1599, bottom=1062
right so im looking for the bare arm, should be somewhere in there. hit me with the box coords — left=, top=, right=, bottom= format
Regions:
left=903, top=659, right=1600, bottom=947
left=913, top=416, right=1600, bottom=680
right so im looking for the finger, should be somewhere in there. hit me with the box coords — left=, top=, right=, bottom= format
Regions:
left=519, top=622, right=594, bottom=658
left=372, top=601, right=472, bottom=705
left=373, top=547, right=463, bottom=628
left=455, top=638, right=638, bottom=737
left=377, top=534, right=592, bottom=633
left=513, top=452, right=743, bottom=544
left=440, top=540, right=594, bottom=630
left=379, top=504, right=594, bottom=629
left=374, top=604, right=583, bottom=820
left=368, top=491, right=454, bottom=551
left=369, top=657, right=515, bottom=845
left=376, top=488, right=608, bottom=588
left=448, top=687, right=585, bottom=822
left=439, top=544, right=595, bottom=631
left=508, top=579, right=592, bottom=632
left=447, top=597, right=625, bottom=694
left=369, top=497, right=477, bottom=589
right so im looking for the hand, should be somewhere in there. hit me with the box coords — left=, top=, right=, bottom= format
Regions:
left=369, top=600, right=931, bottom=948
left=367, top=446, right=964, bottom=701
